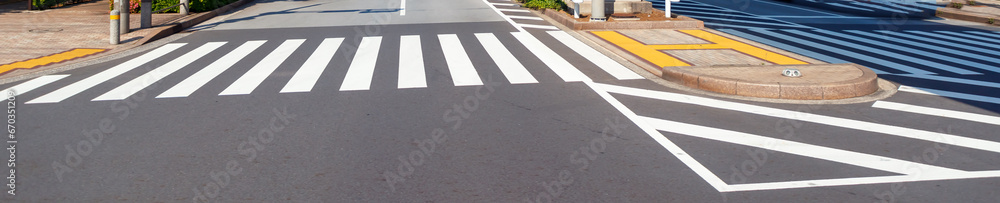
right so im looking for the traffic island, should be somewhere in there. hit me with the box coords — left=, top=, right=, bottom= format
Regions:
left=567, top=28, right=887, bottom=101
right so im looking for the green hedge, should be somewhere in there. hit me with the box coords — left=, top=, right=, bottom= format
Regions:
left=104, top=0, right=237, bottom=13
left=32, top=0, right=89, bottom=10
left=517, top=0, right=566, bottom=11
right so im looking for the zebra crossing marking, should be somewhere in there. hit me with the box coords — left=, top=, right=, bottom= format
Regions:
left=281, top=38, right=345, bottom=93
left=898, top=85, right=1000, bottom=105
left=905, top=31, right=1000, bottom=56
left=938, top=31, right=1000, bottom=44
left=93, top=42, right=226, bottom=101
left=813, top=30, right=1000, bottom=74
left=720, top=29, right=855, bottom=66
left=481, top=0, right=527, bottom=32
left=1, top=75, right=69, bottom=102
left=506, top=15, right=542, bottom=20
left=518, top=24, right=558, bottom=30
left=747, top=29, right=926, bottom=74
left=877, top=31, right=1000, bottom=57
left=784, top=30, right=980, bottom=75
left=847, top=30, right=1000, bottom=69
left=475, top=33, right=538, bottom=84
left=158, top=41, right=265, bottom=98
left=339, top=37, right=384, bottom=91
left=848, top=2, right=910, bottom=13
left=513, top=32, right=591, bottom=82
left=221, top=39, right=305, bottom=95
left=397, top=35, right=428, bottom=89
left=639, top=115, right=964, bottom=175
left=893, top=74, right=1000, bottom=89
left=963, top=31, right=1000, bottom=41
left=872, top=101, right=1000, bottom=126
left=25, top=43, right=186, bottom=104
left=826, top=3, right=875, bottom=12
left=547, top=31, right=643, bottom=80
left=439, top=34, right=485, bottom=86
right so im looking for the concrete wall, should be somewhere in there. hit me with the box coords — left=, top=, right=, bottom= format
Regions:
left=561, top=0, right=653, bottom=15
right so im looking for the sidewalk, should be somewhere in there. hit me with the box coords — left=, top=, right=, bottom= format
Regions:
left=938, top=0, right=1000, bottom=26
left=0, top=0, right=184, bottom=78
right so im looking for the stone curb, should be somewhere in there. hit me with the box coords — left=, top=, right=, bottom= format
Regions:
left=661, top=64, right=879, bottom=100
left=136, top=0, right=254, bottom=45
left=542, top=9, right=703, bottom=30
left=936, top=7, right=999, bottom=26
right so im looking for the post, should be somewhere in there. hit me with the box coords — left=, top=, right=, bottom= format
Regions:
left=111, top=10, right=120, bottom=45
left=572, top=0, right=583, bottom=18
left=591, top=0, right=606, bottom=21
left=119, top=0, right=130, bottom=34
left=27, top=0, right=32, bottom=10
left=180, top=0, right=188, bottom=15
left=141, top=0, right=151, bottom=28
left=666, top=0, right=681, bottom=18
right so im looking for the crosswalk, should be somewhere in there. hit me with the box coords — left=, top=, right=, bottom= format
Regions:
left=585, top=75, right=1000, bottom=192
left=485, top=0, right=560, bottom=31
left=648, top=0, right=813, bottom=29
left=9, top=31, right=642, bottom=104
left=718, top=29, right=1000, bottom=75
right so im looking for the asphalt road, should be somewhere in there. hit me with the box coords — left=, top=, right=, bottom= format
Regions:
left=2, top=0, right=999, bottom=202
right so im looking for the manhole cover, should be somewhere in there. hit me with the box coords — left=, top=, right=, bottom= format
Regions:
left=29, top=28, right=63, bottom=33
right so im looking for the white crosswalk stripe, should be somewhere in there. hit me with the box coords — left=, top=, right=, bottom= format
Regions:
left=898, top=85, right=1000, bottom=105
left=94, top=42, right=226, bottom=101
left=719, top=29, right=1000, bottom=75
left=26, top=43, right=186, bottom=104
left=506, top=15, right=543, bottom=20
left=439, top=34, right=484, bottom=86
left=158, top=41, right=265, bottom=98
left=282, top=38, right=344, bottom=93
left=397, top=35, right=427, bottom=89
left=221, top=39, right=305, bottom=95
left=872, top=101, right=1000, bottom=126
left=1, top=75, right=70, bottom=102
left=963, top=31, right=1000, bottom=41
left=877, top=31, right=1000, bottom=57
left=340, top=37, right=383, bottom=91
left=11, top=32, right=645, bottom=104
left=475, top=33, right=538, bottom=84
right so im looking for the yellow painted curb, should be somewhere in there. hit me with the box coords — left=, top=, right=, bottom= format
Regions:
left=0, top=48, right=106, bottom=75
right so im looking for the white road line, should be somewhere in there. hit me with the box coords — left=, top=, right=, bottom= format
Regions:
left=400, top=0, right=406, bottom=16
left=2, top=75, right=70, bottom=102
left=481, top=0, right=525, bottom=32
left=640, top=116, right=964, bottom=175
left=815, top=30, right=1000, bottom=74
left=720, top=29, right=859, bottom=68
left=512, top=32, right=591, bottom=82
left=940, top=31, right=1000, bottom=44
left=678, top=10, right=772, bottom=19
left=920, top=31, right=1000, bottom=50
left=496, top=8, right=530, bottom=12
left=964, top=31, right=1000, bottom=41
left=785, top=30, right=978, bottom=75
left=847, top=30, right=1000, bottom=67
left=548, top=31, right=643, bottom=80
left=475, top=33, right=538, bottom=84
left=596, top=83, right=1000, bottom=154
left=506, top=15, right=543, bottom=20
left=705, top=23, right=779, bottom=30
left=905, top=31, right=1000, bottom=56
left=220, top=39, right=305, bottom=95
left=339, top=37, right=383, bottom=91
left=826, top=3, right=875, bottom=12
left=281, top=38, right=344, bottom=93
left=158, top=41, right=265, bottom=98
left=26, top=43, right=186, bottom=104
left=517, top=23, right=558, bottom=30
left=749, top=29, right=928, bottom=74
left=901, top=2, right=942, bottom=10
left=726, top=171, right=1000, bottom=192
left=669, top=4, right=726, bottom=11
left=849, top=2, right=909, bottom=13
left=439, top=34, right=484, bottom=86
left=877, top=31, right=1000, bottom=57
left=893, top=74, right=1000, bottom=89
left=898, top=85, right=1000, bottom=105
left=94, top=42, right=226, bottom=101
left=752, top=0, right=845, bottom=16
left=687, top=15, right=810, bottom=28
left=491, top=3, right=519, bottom=6
left=583, top=81, right=730, bottom=192
left=398, top=35, right=427, bottom=89
left=882, top=2, right=924, bottom=12
left=762, top=15, right=876, bottom=18
left=873, top=101, right=1000, bottom=126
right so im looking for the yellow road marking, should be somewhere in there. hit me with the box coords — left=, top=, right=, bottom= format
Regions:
left=592, top=31, right=692, bottom=67
left=0, top=48, right=106, bottom=74
left=592, top=30, right=809, bottom=67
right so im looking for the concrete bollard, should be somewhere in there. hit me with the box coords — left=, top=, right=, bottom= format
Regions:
left=119, top=0, right=129, bottom=34
left=111, top=10, right=120, bottom=45
left=591, top=0, right=606, bottom=21
left=180, top=0, right=189, bottom=15
left=141, top=0, right=151, bottom=28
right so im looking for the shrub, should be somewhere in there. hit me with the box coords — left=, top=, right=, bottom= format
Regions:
left=967, top=0, right=977, bottom=6
left=32, top=0, right=88, bottom=9
left=950, top=2, right=964, bottom=8
left=989, top=17, right=996, bottom=24
left=519, top=0, right=566, bottom=11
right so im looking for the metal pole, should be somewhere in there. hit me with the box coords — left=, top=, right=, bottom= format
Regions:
left=119, top=0, right=130, bottom=34
left=141, top=0, right=151, bottom=28
left=111, top=10, right=120, bottom=45
left=180, top=0, right=188, bottom=15
left=591, top=0, right=606, bottom=21
left=665, top=1, right=671, bottom=18
left=574, top=3, right=580, bottom=18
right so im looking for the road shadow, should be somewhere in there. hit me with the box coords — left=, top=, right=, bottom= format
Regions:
left=187, top=0, right=401, bottom=31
